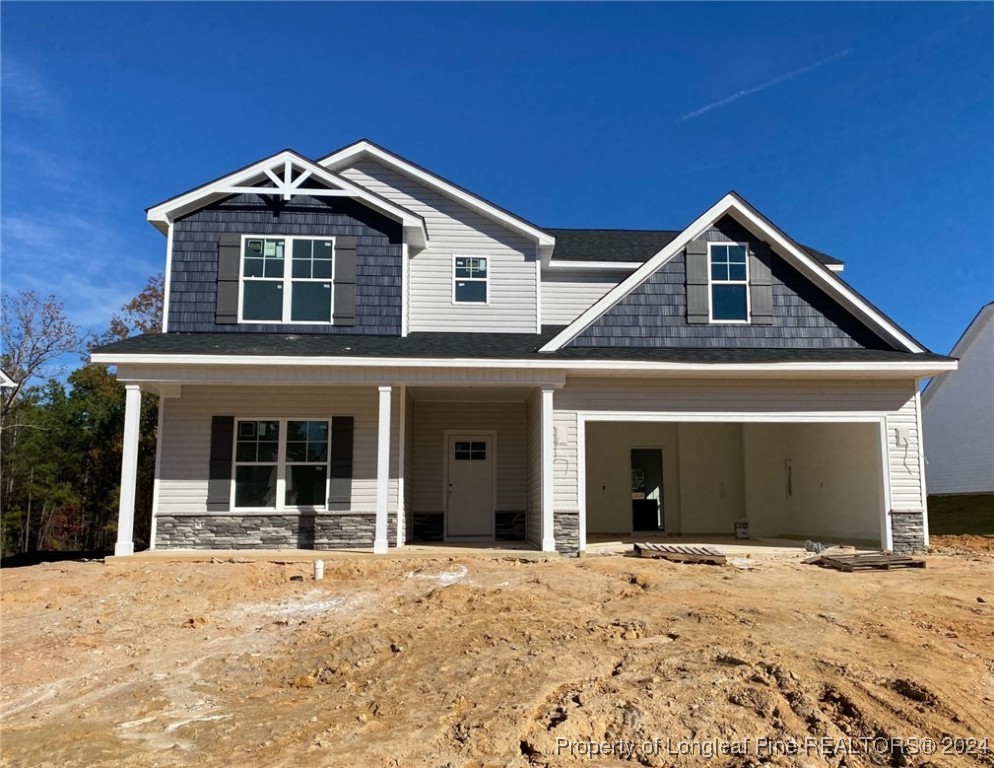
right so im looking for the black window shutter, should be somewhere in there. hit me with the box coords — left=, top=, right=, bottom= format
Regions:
left=685, top=239, right=709, bottom=324
left=333, top=236, right=357, bottom=327
left=207, top=416, right=234, bottom=511
left=328, top=416, right=354, bottom=510
left=216, top=234, right=241, bottom=325
left=749, top=246, right=774, bottom=325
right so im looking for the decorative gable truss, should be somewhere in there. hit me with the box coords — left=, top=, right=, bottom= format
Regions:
left=541, top=192, right=926, bottom=354
left=146, top=150, right=428, bottom=249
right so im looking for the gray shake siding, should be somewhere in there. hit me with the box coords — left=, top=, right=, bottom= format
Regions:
left=571, top=216, right=890, bottom=350
left=169, top=194, right=403, bottom=334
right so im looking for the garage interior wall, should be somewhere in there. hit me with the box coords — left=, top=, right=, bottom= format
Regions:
left=584, top=421, right=883, bottom=545
left=743, top=422, right=882, bottom=543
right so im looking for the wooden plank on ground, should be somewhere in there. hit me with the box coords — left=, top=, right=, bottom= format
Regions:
left=816, top=552, right=925, bottom=572
left=633, top=542, right=727, bottom=565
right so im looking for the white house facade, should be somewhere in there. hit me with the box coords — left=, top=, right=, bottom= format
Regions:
left=93, top=140, right=956, bottom=556
left=922, top=302, right=994, bottom=495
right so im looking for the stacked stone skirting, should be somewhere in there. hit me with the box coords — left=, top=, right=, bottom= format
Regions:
left=155, top=514, right=397, bottom=550
left=554, top=510, right=580, bottom=554
left=890, top=510, right=926, bottom=554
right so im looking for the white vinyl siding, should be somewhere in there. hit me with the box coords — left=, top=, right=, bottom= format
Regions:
left=540, top=270, right=627, bottom=326
left=338, top=159, right=538, bottom=332
left=552, top=377, right=924, bottom=514
left=156, top=386, right=401, bottom=516
left=922, top=307, right=994, bottom=494
left=410, top=401, right=526, bottom=513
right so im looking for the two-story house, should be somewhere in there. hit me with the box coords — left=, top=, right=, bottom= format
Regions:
left=93, top=140, right=955, bottom=556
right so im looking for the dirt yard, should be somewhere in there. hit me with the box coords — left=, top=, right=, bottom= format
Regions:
left=2, top=542, right=992, bottom=768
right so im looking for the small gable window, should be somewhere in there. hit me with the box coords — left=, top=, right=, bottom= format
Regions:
left=453, top=256, right=488, bottom=303
left=240, top=236, right=335, bottom=323
left=709, top=243, right=749, bottom=322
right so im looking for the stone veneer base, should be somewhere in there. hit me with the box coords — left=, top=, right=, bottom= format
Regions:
left=890, top=510, right=926, bottom=554
left=155, top=514, right=396, bottom=550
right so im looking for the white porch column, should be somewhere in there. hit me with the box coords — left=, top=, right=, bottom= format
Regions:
left=396, top=385, right=406, bottom=548
left=374, top=385, right=392, bottom=554
left=540, top=386, right=556, bottom=552
left=115, top=384, right=142, bottom=556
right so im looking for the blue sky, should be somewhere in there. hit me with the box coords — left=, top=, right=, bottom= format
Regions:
left=2, top=2, right=991, bottom=356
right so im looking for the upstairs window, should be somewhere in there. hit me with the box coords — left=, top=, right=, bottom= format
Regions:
left=240, top=236, right=335, bottom=323
left=453, top=256, right=488, bottom=303
left=709, top=243, right=749, bottom=322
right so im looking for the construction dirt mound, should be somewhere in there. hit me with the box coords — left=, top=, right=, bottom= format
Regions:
left=2, top=549, right=992, bottom=767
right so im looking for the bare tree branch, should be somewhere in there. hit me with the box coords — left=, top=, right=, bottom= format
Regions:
left=1, top=292, right=82, bottom=426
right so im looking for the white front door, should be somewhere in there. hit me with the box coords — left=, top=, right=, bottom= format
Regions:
left=445, top=434, right=494, bottom=539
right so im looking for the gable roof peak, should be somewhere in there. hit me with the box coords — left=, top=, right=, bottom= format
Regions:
left=540, top=192, right=927, bottom=355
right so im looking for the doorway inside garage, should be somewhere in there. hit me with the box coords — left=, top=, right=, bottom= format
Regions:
left=583, top=420, right=887, bottom=548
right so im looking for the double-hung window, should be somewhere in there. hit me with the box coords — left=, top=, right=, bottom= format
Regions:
left=453, top=256, right=488, bottom=303
left=240, top=236, right=335, bottom=323
left=708, top=243, right=749, bottom=322
left=233, top=419, right=330, bottom=509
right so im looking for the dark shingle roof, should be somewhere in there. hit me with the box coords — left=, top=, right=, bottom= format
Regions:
left=93, top=332, right=950, bottom=365
left=547, top=228, right=843, bottom=267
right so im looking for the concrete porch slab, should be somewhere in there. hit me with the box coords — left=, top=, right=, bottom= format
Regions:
left=105, top=541, right=551, bottom=565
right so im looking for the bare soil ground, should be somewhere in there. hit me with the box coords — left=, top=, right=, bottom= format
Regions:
left=2, top=541, right=992, bottom=768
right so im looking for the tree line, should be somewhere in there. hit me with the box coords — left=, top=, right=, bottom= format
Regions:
left=0, top=276, right=163, bottom=558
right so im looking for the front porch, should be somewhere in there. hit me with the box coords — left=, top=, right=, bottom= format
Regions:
left=111, top=376, right=562, bottom=556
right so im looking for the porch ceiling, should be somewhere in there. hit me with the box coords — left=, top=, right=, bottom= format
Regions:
left=408, top=385, right=535, bottom=402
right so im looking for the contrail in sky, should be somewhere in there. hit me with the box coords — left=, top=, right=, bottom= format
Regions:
left=676, top=48, right=855, bottom=123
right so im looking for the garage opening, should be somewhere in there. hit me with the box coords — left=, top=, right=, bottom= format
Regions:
left=584, top=420, right=885, bottom=548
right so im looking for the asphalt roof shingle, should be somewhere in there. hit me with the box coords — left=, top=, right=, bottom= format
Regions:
left=547, top=228, right=844, bottom=266
left=93, top=332, right=949, bottom=365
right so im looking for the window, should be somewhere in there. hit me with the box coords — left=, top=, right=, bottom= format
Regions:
left=709, top=243, right=749, bottom=322
left=453, top=441, right=487, bottom=461
left=234, top=420, right=280, bottom=508
left=453, top=256, right=488, bottom=303
left=233, top=419, right=330, bottom=509
left=240, top=236, right=334, bottom=323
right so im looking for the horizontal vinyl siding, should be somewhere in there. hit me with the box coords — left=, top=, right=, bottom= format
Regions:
left=922, top=313, right=994, bottom=494
left=411, top=401, right=526, bottom=513
left=540, top=271, right=626, bottom=326
left=339, top=160, right=538, bottom=333
left=553, top=405, right=578, bottom=510
left=553, top=377, right=922, bottom=512
left=157, top=385, right=401, bottom=516
left=886, top=392, right=924, bottom=509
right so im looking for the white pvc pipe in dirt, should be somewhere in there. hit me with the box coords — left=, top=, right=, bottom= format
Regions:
left=313, top=560, right=324, bottom=580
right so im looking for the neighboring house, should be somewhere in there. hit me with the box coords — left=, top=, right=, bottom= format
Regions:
left=922, top=302, right=994, bottom=495
left=0, top=370, right=14, bottom=389
left=93, top=140, right=955, bottom=556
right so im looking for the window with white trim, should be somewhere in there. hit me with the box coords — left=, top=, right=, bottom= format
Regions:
left=709, top=243, right=749, bottom=322
left=453, top=256, right=488, bottom=303
left=240, top=236, right=335, bottom=323
left=233, top=419, right=330, bottom=509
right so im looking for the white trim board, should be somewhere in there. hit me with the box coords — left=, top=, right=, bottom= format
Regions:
left=540, top=192, right=926, bottom=355
left=545, top=260, right=643, bottom=271
left=96, top=353, right=957, bottom=379
left=318, top=139, right=555, bottom=259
